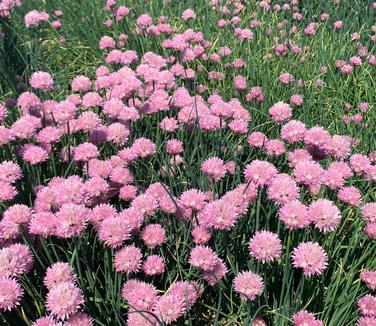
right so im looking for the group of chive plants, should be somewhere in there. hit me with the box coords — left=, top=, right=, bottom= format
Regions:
left=0, top=0, right=375, bottom=325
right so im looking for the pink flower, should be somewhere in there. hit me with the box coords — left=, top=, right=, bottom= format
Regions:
left=292, top=242, right=328, bottom=276
left=24, top=10, right=49, bottom=28
left=357, top=317, right=376, bottom=326
left=71, top=76, right=92, bottom=92
left=0, top=277, right=23, bottom=311
left=337, top=186, right=362, bottom=206
left=29, top=212, right=55, bottom=236
left=281, top=120, right=306, bottom=143
left=142, top=255, right=165, bottom=276
left=152, top=294, right=186, bottom=325
left=249, top=231, right=282, bottom=262
left=20, top=144, right=48, bottom=165
left=98, top=215, right=132, bottom=248
left=46, top=282, right=84, bottom=320
left=269, top=101, right=292, bottom=123
left=279, top=72, right=294, bottom=84
left=290, top=94, right=304, bottom=106
left=137, top=14, right=153, bottom=27
left=267, top=173, right=299, bottom=205
left=0, top=161, right=22, bottom=183
left=233, top=271, right=263, bottom=301
left=122, top=280, right=159, bottom=311
left=114, top=245, right=142, bottom=273
left=179, top=189, right=206, bottom=211
left=292, top=310, right=323, bottom=326
left=361, top=270, right=376, bottom=290
left=182, top=9, right=196, bottom=20
left=191, top=226, right=211, bottom=245
left=73, top=143, right=99, bottom=162
left=167, top=281, right=199, bottom=307
left=279, top=200, right=310, bottom=229
left=166, top=139, right=184, bottom=155
left=361, top=203, right=376, bottom=223
left=132, top=138, right=156, bottom=158
left=294, top=160, right=324, bottom=186
left=189, top=246, right=219, bottom=272
left=244, top=160, right=277, bottom=187
left=30, top=72, right=54, bottom=91
left=309, top=199, right=341, bottom=233
left=99, top=36, right=116, bottom=50
left=247, top=132, right=267, bottom=148
left=265, top=139, right=286, bottom=157
left=65, top=313, right=93, bottom=326
left=201, top=157, right=227, bottom=181
left=334, top=20, right=343, bottom=29
left=198, top=199, right=239, bottom=230
left=202, top=257, right=228, bottom=286
left=358, top=295, right=376, bottom=317
left=0, top=243, right=33, bottom=277
left=44, top=262, right=76, bottom=289
left=141, top=224, right=166, bottom=249
left=54, top=204, right=89, bottom=238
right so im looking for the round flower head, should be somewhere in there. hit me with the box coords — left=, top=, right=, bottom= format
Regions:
left=292, top=242, right=328, bottom=276
left=65, top=313, right=94, bottom=326
left=202, top=257, right=228, bottom=286
left=201, top=157, right=227, bottom=181
left=358, top=295, right=376, bottom=317
left=44, top=262, right=76, bottom=289
left=279, top=200, right=310, bottom=230
left=198, top=199, right=239, bottom=230
left=361, top=203, right=376, bottom=223
left=30, top=71, right=54, bottom=92
left=54, top=204, right=89, bottom=238
left=46, top=282, right=84, bottom=320
left=189, top=245, right=219, bottom=272
left=126, top=312, right=158, bottom=326
left=0, top=161, right=22, bottom=183
left=73, top=143, right=99, bottom=162
left=247, top=132, right=267, bottom=148
left=294, top=160, right=324, bottom=186
left=265, top=139, right=285, bottom=157
left=308, top=199, right=341, bottom=233
left=122, top=280, right=159, bottom=311
left=29, top=212, right=55, bottom=236
left=281, top=120, right=306, bottom=143
left=337, top=186, right=362, bottom=206
left=191, top=226, right=211, bottom=245
left=31, top=316, right=59, bottom=326
left=0, top=277, right=23, bottom=311
left=0, top=243, right=33, bottom=277
left=141, top=224, right=166, bottom=249
left=244, top=160, right=277, bottom=187
left=292, top=310, right=323, bottom=326
left=20, top=144, right=49, bottom=165
left=350, top=154, right=372, bottom=175
left=233, top=271, right=264, bottom=301
left=142, top=255, right=165, bottom=276
left=365, top=223, right=376, bottom=239
left=268, top=101, right=292, bottom=123
left=114, top=245, right=142, bottom=273
left=98, top=215, right=132, bottom=248
left=166, top=139, right=184, bottom=155
left=357, top=317, right=376, bottom=326
left=167, top=281, right=199, bottom=307
left=249, top=231, right=282, bottom=262
left=361, top=270, right=376, bottom=290
left=179, top=189, right=206, bottom=211
left=267, top=173, right=299, bottom=205
left=152, top=294, right=186, bottom=325
left=3, top=204, right=32, bottom=225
